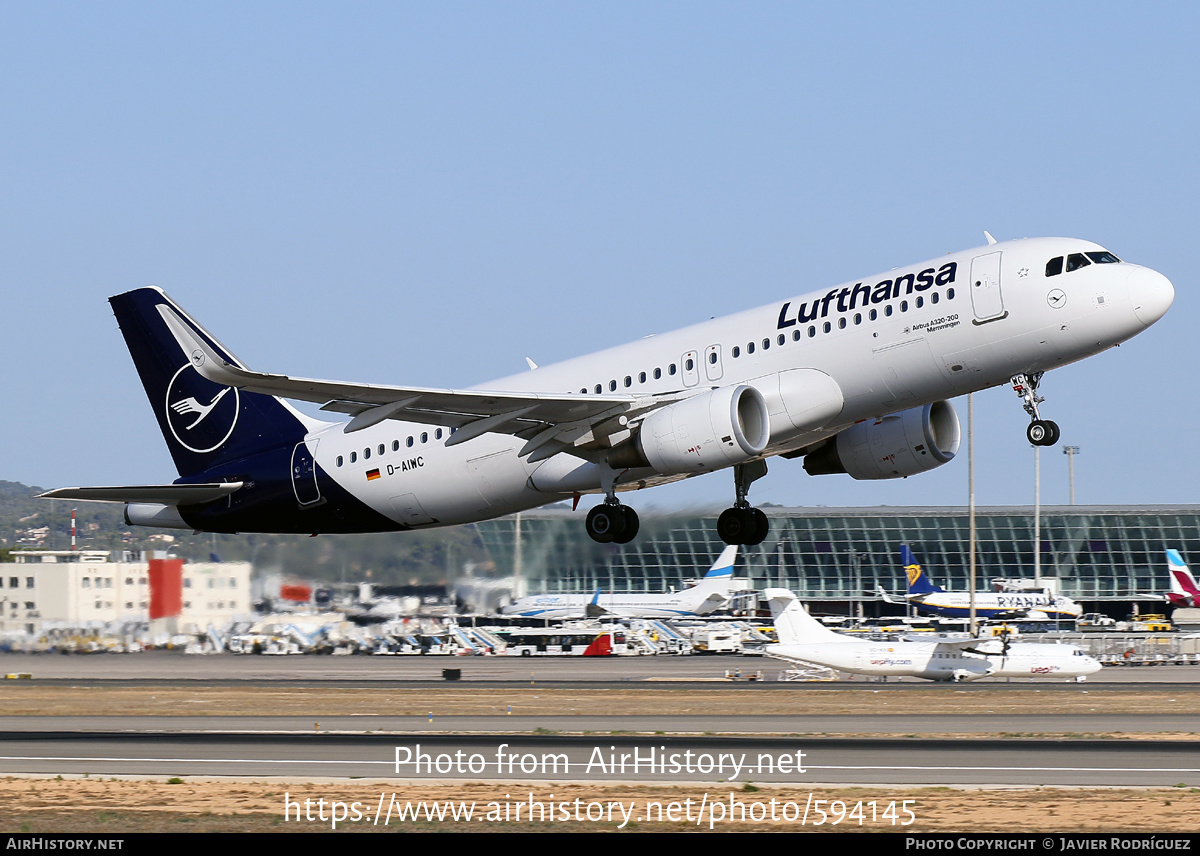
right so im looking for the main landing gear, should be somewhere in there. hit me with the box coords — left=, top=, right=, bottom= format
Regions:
left=716, top=460, right=770, bottom=546
left=585, top=500, right=640, bottom=544
left=1011, top=372, right=1060, bottom=447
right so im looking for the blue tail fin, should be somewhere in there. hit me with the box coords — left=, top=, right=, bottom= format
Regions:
left=110, top=287, right=308, bottom=479
left=901, top=544, right=941, bottom=595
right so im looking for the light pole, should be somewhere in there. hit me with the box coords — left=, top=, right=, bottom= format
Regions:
left=1063, top=445, right=1080, bottom=505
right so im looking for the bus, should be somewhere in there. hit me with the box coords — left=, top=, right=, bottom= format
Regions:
left=496, top=627, right=629, bottom=656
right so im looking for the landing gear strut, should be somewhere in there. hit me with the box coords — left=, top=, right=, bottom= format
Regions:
left=1011, top=372, right=1060, bottom=447
left=717, top=460, right=770, bottom=546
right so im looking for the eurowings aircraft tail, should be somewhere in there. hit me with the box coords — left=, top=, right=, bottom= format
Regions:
left=109, top=287, right=309, bottom=478
left=901, top=544, right=942, bottom=596
left=763, top=588, right=842, bottom=645
left=1167, top=549, right=1200, bottom=607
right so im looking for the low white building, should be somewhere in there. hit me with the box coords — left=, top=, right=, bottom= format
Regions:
left=3, top=550, right=252, bottom=635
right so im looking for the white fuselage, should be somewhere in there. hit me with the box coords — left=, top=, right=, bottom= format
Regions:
left=909, top=591, right=1083, bottom=620
left=767, top=639, right=1101, bottom=681
left=502, top=587, right=725, bottom=620
left=297, top=237, right=1170, bottom=528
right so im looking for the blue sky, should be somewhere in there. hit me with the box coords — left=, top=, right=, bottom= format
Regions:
left=1, top=3, right=1194, bottom=511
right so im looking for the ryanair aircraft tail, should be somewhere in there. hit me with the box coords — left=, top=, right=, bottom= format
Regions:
left=901, top=544, right=942, bottom=596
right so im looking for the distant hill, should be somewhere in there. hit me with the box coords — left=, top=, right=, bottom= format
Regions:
left=0, top=480, right=494, bottom=585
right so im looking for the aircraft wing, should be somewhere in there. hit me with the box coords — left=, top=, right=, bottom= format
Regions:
left=157, top=303, right=681, bottom=462
left=39, top=483, right=244, bottom=506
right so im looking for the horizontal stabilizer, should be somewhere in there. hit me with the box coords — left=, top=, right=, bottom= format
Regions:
left=39, top=483, right=243, bottom=506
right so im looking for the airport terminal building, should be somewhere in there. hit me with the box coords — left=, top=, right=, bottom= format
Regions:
left=474, top=504, right=1200, bottom=615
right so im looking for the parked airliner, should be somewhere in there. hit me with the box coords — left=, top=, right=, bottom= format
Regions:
left=764, top=589, right=1101, bottom=682
left=502, top=545, right=738, bottom=619
left=879, top=545, right=1083, bottom=620
left=1166, top=550, right=1200, bottom=608
left=43, top=235, right=1173, bottom=545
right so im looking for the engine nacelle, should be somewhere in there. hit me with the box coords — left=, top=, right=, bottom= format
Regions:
left=803, top=401, right=960, bottom=480
left=610, top=384, right=770, bottom=475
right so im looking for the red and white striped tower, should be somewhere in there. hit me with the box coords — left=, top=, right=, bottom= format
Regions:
left=71, top=509, right=76, bottom=551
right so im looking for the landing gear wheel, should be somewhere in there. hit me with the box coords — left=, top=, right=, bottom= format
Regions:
left=747, top=507, right=770, bottom=546
left=717, top=506, right=770, bottom=545
left=585, top=503, right=626, bottom=544
left=1027, top=420, right=1060, bottom=447
left=613, top=505, right=640, bottom=544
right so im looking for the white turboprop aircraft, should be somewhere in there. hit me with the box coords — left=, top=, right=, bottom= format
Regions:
left=502, top=545, right=737, bottom=619
left=764, top=589, right=1101, bottom=682
left=43, top=235, right=1172, bottom=546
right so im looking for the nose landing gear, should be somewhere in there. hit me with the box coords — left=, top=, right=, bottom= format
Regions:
left=1012, top=372, right=1060, bottom=447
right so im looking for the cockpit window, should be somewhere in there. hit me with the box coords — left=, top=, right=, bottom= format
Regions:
left=1086, top=251, right=1121, bottom=264
left=1046, top=256, right=1063, bottom=277
left=1066, top=253, right=1091, bottom=272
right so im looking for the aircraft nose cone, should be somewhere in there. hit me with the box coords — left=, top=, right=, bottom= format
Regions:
left=1129, top=266, right=1174, bottom=327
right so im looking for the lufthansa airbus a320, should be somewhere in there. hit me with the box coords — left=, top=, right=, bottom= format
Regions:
left=45, top=235, right=1173, bottom=546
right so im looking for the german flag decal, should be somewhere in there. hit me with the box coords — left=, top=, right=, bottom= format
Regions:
left=366, top=468, right=381, bottom=481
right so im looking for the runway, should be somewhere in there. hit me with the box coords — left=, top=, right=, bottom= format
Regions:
left=2, top=651, right=1197, bottom=788
left=0, top=731, right=1196, bottom=787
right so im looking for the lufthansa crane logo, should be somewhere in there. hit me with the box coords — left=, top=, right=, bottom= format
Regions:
left=165, top=363, right=240, bottom=454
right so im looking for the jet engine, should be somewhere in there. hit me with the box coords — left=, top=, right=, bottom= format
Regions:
left=608, top=384, right=770, bottom=475
left=802, top=401, right=960, bottom=480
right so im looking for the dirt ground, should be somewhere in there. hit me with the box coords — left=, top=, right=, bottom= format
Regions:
left=0, top=777, right=1196, bottom=833
left=3, top=683, right=1199, bottom=722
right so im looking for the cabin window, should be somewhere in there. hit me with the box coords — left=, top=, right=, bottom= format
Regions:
left=421, top=432, right=428, bottom=443
left=669, top=363, right=677, bottom=375
left=336, top=456, right=344, bottom=467
left=609, top=380, right=617, bottom=391
left=885, top=305, right=893, bottom=316
left=900, top=300, right=908, bottom=312
left=792, top=330, right=801, bottom=341
left=638, top=371, right=646, bottom=383
left=915, top=296, right=923, bottom=308
left=822, top=321, right=831, bottom=333
left=854, top=313, right=862, bottom=325
left=947, top=287, right=955, bottom=299
left=653, top=368, right=662, bottom=379
left=363, top=448, right=370, bottom=459
left=594, top=384, right=602, bottom=394
left=732, top=346, right=740, bottom=358
left=624, top=376, right=632, bottom=387
left=708, top=352, right=717, bottom=364
left=350, top=451, right=357, bottom=463
left=392, top=440, right=400, bottom=452
left=837, top=317, right=846, bottom=329
left=406, top=437, right=414, bottom=448
left=378, top=444, right=385, bottom=455
left=931, top=292, right=939, bottom=304
left=435, top=428, right=443, bottom=440
left=747, top=342, right=755, bottom=354
left=808, top=325, right=816, bottom=337
left=685, top=357, right=695, bottom=370
left=777, top=334, right=785, bottom=346
left=869, top=309, right=877, bottom=321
